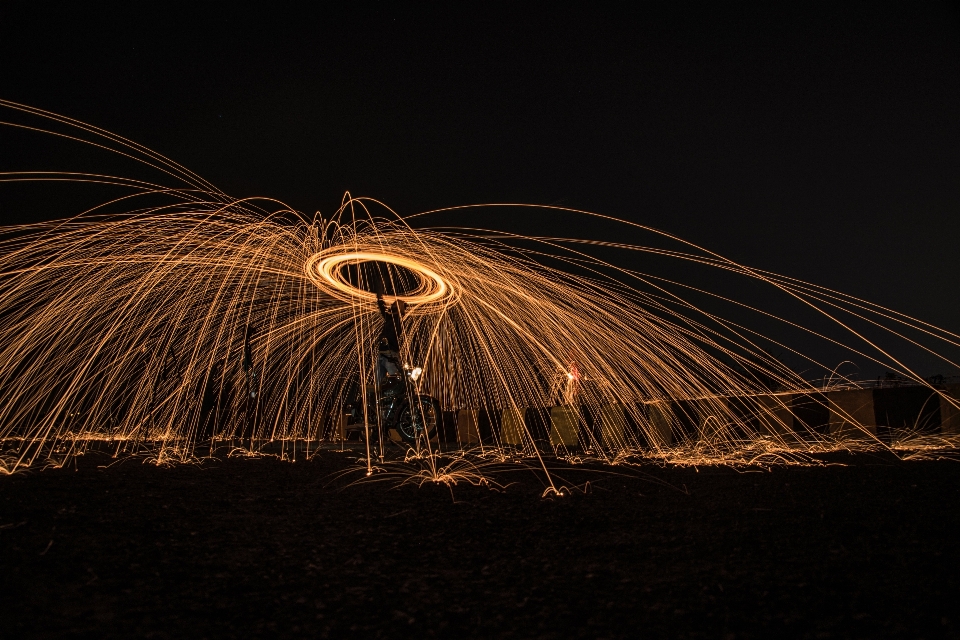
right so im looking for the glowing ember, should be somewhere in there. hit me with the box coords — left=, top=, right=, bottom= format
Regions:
left=0, top=98, right=957, bottom=480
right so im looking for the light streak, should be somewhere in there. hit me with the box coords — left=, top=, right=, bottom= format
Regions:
left=305, top=250, right=455, bottom=308
left=0, top=98, right=957, bottom=481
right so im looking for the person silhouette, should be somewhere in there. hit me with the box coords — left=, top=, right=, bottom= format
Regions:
left=372, top=275, right=406, bottom=386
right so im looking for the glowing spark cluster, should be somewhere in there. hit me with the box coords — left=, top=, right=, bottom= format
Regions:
left=0, top=98, right=957, bottom=478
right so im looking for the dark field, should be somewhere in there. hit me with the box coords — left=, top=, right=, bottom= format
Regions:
left=1, top=448, right=958, bottom=639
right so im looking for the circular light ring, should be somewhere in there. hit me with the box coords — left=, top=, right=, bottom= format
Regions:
left=305, top=250, right=456, bottom=307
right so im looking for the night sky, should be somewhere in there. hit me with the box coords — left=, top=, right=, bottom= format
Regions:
left=2, top=3, right=959, bottom=376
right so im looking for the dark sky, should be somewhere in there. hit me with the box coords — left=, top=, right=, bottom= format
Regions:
left=2, top=3, right=959, bottom=375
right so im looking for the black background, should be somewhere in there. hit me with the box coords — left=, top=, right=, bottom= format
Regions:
left=1, top=2, right=959, bottom=373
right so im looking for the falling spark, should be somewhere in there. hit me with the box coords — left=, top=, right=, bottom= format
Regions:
left=0, top=98, right=958, bottom=480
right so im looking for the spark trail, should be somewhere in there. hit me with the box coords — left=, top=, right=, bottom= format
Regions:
left=0, top=99, right=957, bottom=477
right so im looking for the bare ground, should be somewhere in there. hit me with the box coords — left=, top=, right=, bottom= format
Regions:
left=1, top=447, right=958, bottom=639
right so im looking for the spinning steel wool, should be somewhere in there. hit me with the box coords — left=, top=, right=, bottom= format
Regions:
left=0, top=99, right=957, bottom=478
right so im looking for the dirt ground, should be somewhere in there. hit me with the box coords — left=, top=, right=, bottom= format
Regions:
left=1, top=447, right=958, bottom=639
